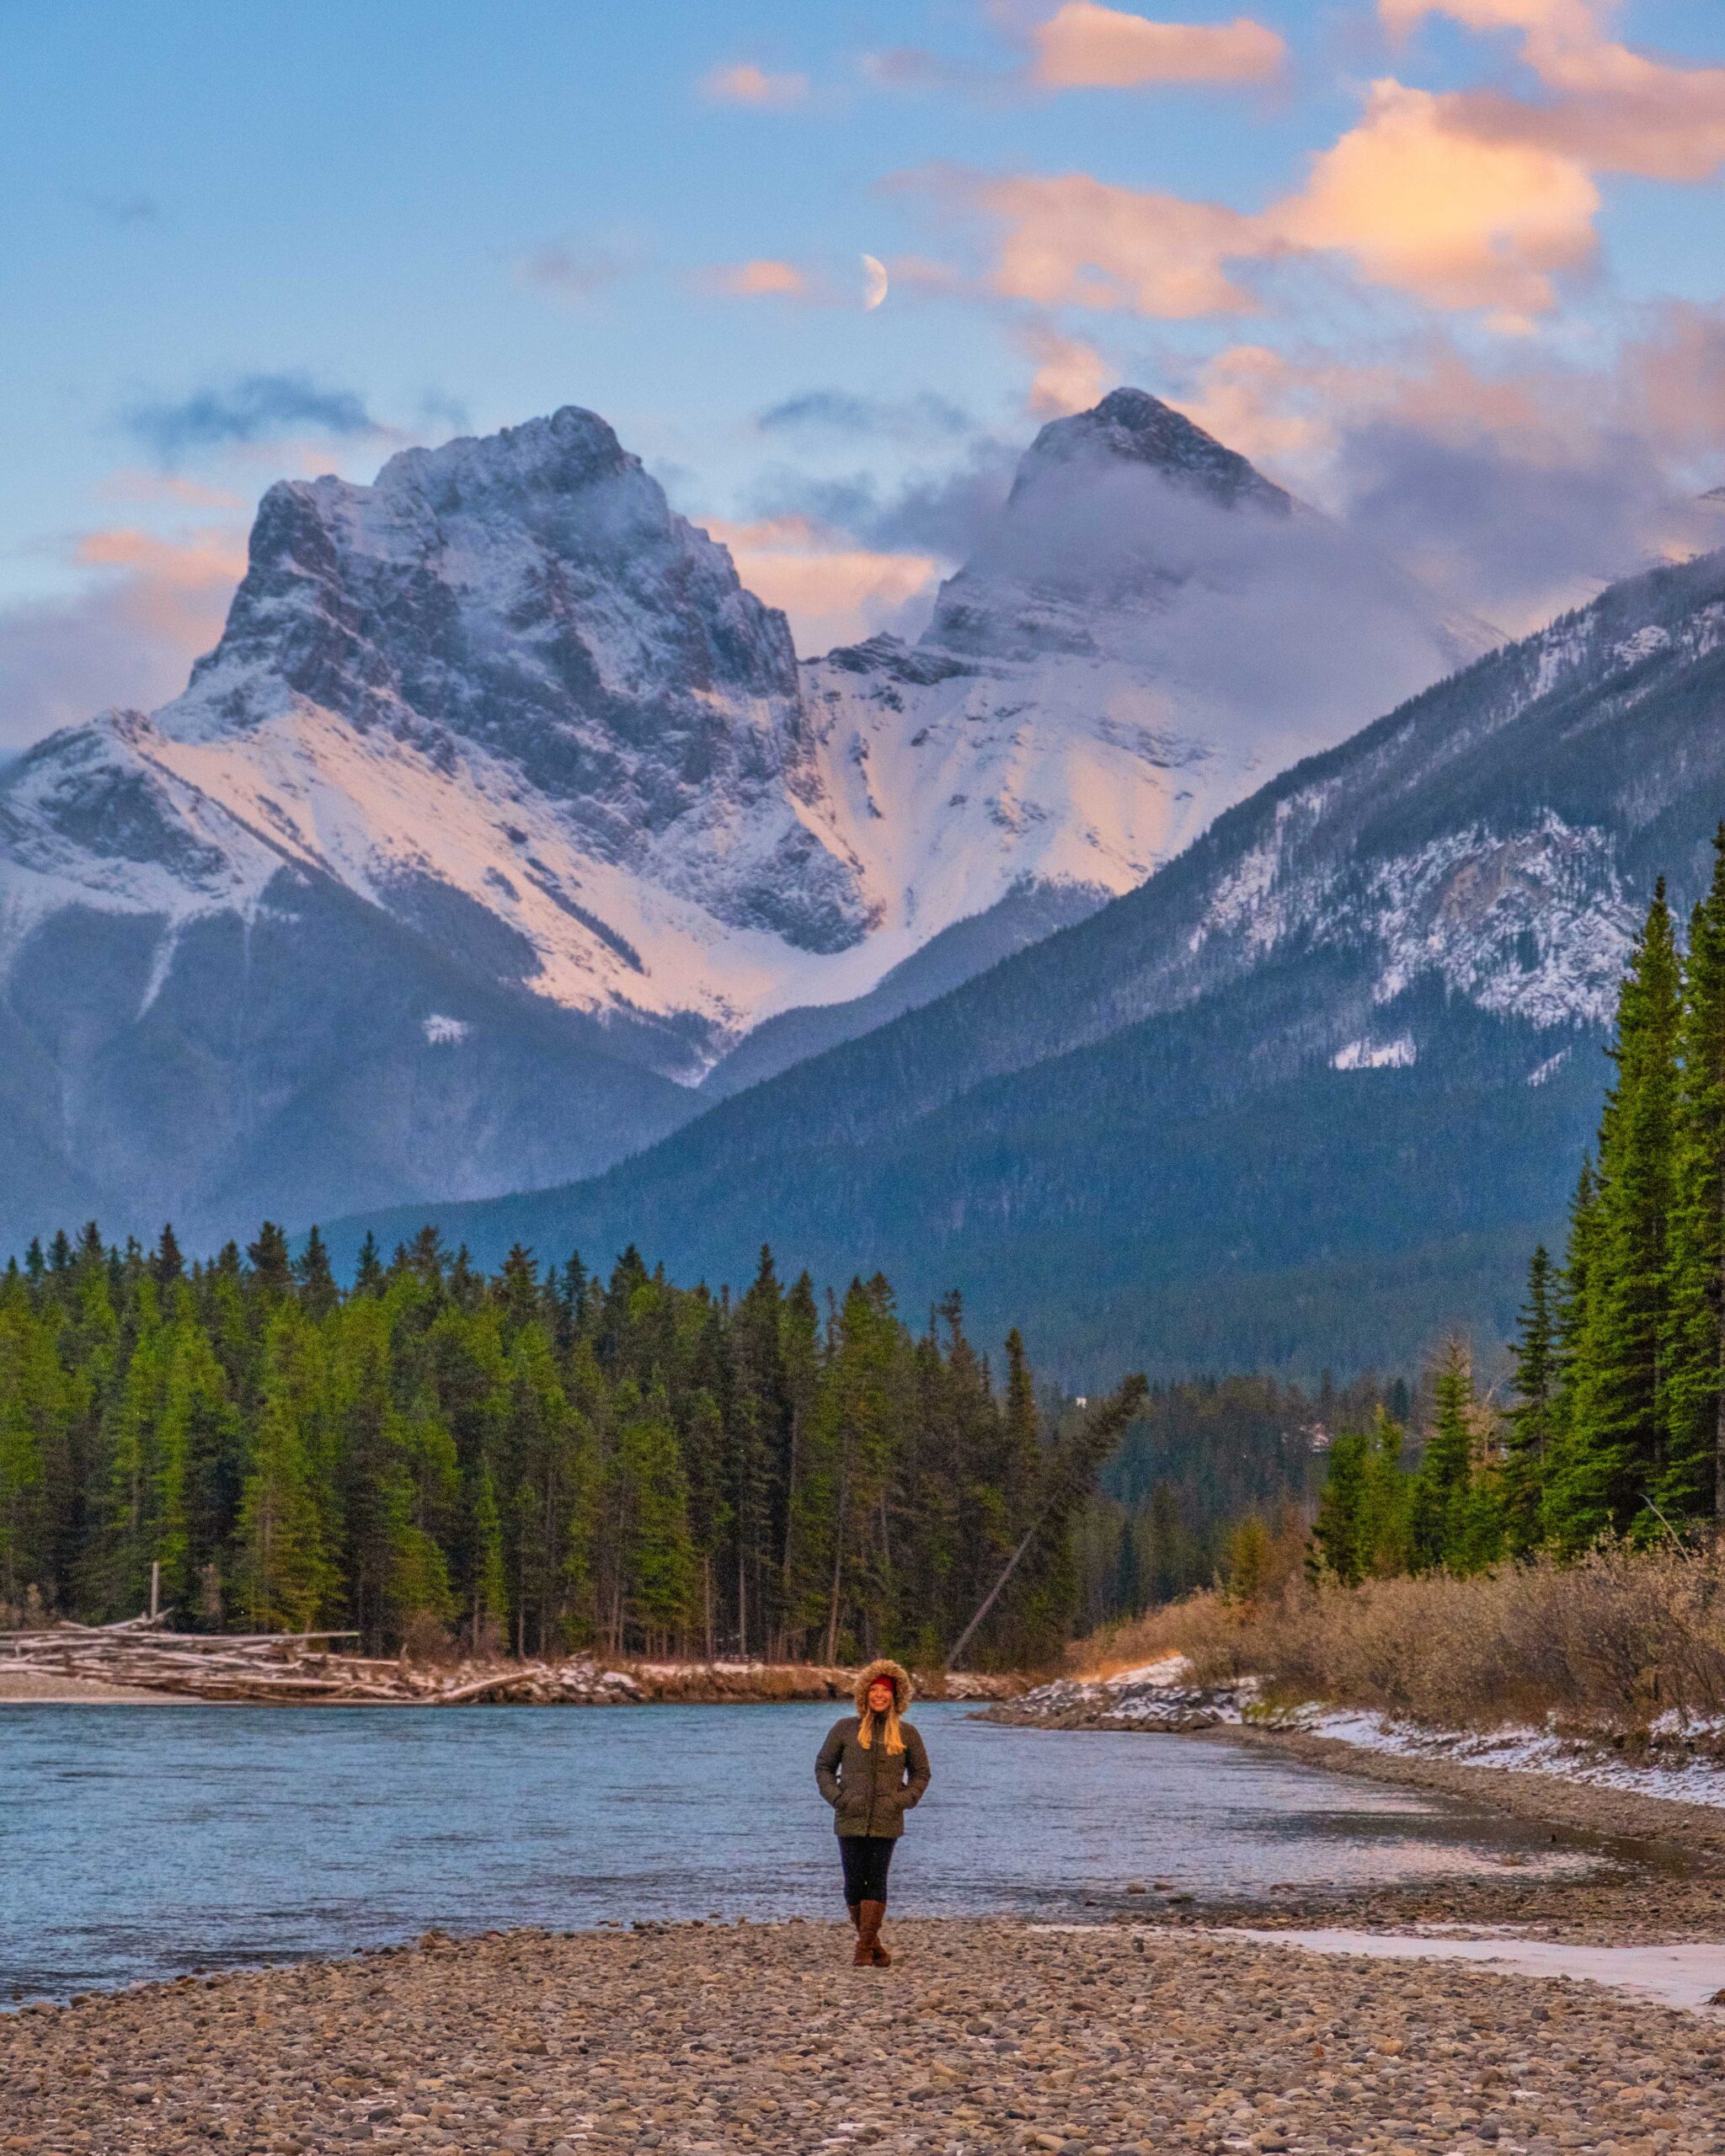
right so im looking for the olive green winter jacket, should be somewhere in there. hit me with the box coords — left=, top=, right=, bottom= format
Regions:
left=814, top=1716, right=932, bottom=1839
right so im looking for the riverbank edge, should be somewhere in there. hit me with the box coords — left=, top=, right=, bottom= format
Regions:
left=1215, top=1721, right=1725, bottom=1863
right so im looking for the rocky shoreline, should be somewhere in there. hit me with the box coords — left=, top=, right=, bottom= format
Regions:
left=5, top=1896, right=1725, bottom=2156
left=10, top=1684, right=1725, bottom=2153
left=977, top=1658, right=1247, bottom=1733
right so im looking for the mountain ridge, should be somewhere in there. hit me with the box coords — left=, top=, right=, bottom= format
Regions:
left=0, top=387, right=1495, bottom=1250
left=323, top=545, right=1725, bottom=1378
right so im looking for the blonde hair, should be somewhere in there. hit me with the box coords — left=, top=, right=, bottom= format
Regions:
left=857, top=1698, right=905, bottom=1754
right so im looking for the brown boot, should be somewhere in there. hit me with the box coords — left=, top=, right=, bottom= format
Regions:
left=857, top=1899, right=890, bottom=1967
left=846, top=1903, right=862, bottom=1933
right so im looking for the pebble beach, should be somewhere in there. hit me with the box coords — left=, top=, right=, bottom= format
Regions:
left=5, top=1735, right=1725, bottom=2156
left=3, top=1907, right=1724, bottom=2156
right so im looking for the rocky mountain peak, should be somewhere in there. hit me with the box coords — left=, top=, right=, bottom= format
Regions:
left=176, top=403, right=802, bottom=749
left=1009, top=387, right=1291, bottom=517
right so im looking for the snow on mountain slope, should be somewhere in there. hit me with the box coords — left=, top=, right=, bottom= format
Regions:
left=355, top=546, right=1725, bottom=1380
left=0, top=391, right=1498, bottom=1246
left=799, top=390, right=1498, bottom=936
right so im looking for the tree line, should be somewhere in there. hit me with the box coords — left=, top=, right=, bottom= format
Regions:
left=0, top=1222, right=1126, bottom=1668
left=1075, top=1371, right=1402, bottom=1626
left=1312, top=832, right=1725, bottom=1583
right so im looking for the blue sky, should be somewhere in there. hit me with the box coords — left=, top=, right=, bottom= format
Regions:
left=3, top=0, right=1722, bottom=744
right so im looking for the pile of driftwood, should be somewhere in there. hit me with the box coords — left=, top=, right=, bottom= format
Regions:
left=0, top=1617, right=1023, bottom=1706
left=0, top=1617, right=653, bottom=1704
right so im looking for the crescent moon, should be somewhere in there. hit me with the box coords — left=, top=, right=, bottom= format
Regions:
left=862, top=254, right=889, bottom=311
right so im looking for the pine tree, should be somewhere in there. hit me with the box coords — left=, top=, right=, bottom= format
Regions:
left=1409, top=1340, right=1499, bottom=1572
left=1311, top=1426, right=1370, bottom=1586
left=468, top=1460, right=509, bottom=1652
left=1503, top=1246, right=1557, bottom=1553
left=1551, top=888, right=1682, bottom=1545
left=234, top=1310, right=332, bottom=1630
left=1662, top=827, right=1725, bottom=1524
left=0, top=1213, right=1135, bottom=1659
left=246, top=1223, right=294, bottom=1301
left=0, top=1278, right=70, bottom=1612
left=152, top=1225, right=184, bottom=1289
left=609, top=1382, right=695, bottom=1651
left=353, top=1232, right=385, bottom=1298
left=295, top=1229, right=339, bottom=1320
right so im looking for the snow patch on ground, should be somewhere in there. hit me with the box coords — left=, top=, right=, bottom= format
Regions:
left=1295, top=1706, right=1725, bottom=1810
left=1209, top=1929, right=1725, bottom=2015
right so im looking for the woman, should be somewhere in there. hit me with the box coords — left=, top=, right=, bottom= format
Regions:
left=814, top=1657, right=931, bottom=1967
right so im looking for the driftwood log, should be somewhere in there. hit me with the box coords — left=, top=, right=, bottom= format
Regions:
left=0, top=1619, right=1024, bottom=1707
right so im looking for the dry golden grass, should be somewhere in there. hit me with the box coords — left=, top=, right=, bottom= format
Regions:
left=1075, top=1547, right=1725, bottom=1734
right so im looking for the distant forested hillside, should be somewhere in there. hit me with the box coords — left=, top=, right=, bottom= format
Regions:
left=0, top=1224, right=1126, bottom=1669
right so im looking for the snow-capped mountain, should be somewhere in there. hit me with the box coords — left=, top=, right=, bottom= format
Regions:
left=794, top=388, right=1494, bottom=960
left=0, top=392, right=1488, bottom=1245
left=371, top=546, right=1725, bottom=1379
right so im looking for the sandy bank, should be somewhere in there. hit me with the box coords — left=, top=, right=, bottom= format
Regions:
left=0, top=1669, right=185, bottom=1705
left=7, top=1915, right=1725, bottom=2154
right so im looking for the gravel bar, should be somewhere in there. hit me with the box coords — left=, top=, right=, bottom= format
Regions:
left=5, top=1912, right=1725, bottom=2156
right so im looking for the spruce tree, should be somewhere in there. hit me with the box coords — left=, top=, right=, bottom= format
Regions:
left=353, top=1232, right=385, bottom=1298
left=234, top=1310, right=331, bottom=1630
left=295, top=1228, right=339, bottom=1320
left=0, top=1278, right=70, bottom=1612
left=1311, top=1425, right=1370, bottom=1586
left=1503, top=1246, right=1557, bottom=1553
left=610, top=1381, right=695, bottom=1652
left=1662, top=828, right=1725, bottom=1524
left=1552, top=888, right=1682, bottom=1544
left=1409, top=1340, right=1499, bottom=1572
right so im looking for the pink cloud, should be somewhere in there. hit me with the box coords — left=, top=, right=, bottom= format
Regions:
left=964, top=170, right=1262, bottom=315
left=701, top=258, right=816, bottom=301
left=1031, top=3, right=1285, bottom=88
left=1385, top=0, right=1725, bottom=181
left=1159, top=311, right=1725, bottom=632
left=1017, top=323, right=1112, bottom=415
left=923, top=73, right=1602, bottom=323
left=1274, top=78, right=1601, bottom=319
left=95, top=469, right=246, bottom=511
left=701, top=62, right=808, bottom=109
left=0, top=523, right=246, bottom=749
left=702, top=516, right=940, bottom=655
left=909, top=0, right=1723, bottom=326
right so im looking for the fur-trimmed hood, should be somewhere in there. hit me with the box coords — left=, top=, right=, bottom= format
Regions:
left=852, top=1658, right=913, bottom=1716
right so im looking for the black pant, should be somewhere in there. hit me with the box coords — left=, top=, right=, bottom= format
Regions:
left=839, top=1834, right=895, bottom=1906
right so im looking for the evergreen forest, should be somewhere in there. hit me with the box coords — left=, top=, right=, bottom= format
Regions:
left=1311, top=832, right=1725, bottom=1582
left=0, top=1225, right=1136, bottom=1668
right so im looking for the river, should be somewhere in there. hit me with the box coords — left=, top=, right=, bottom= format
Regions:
left=0, top=1700, right=1594, bottom=2001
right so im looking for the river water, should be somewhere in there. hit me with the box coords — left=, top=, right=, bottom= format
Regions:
left=0, top=1701, right=1593, bottom=2001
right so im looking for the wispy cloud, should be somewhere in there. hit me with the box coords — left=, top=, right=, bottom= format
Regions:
left=76, top=188, right=160, bottom=226
left=701, top=61, right=808, bottom=109
left=122, top=373, right=386, bottom=463
left=1030, top=4, right=1286, bottom=89
left=1017, top=323, right=1111, bottom=415
left=858, top=46, right=970, bottom=93
left=756, top=390, right=975, bottom=440
left=700, top=515, right=940, bottom=655
left=96, top=469, right=246, bottom=511
left=902, top=0, right=1725, bottom=328
left=700, top=258, right=820, bottom=302
left=515, top=238, right=631, bottom=303
left=1165, top=306, right=1725, bottom=632
left=0, top=524, right=245, bottom=750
